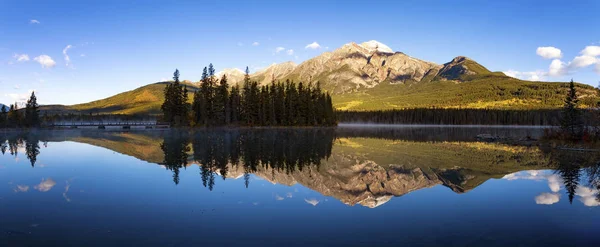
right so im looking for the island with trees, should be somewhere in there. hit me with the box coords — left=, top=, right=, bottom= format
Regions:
left=161, top=65, right=337, bottom=127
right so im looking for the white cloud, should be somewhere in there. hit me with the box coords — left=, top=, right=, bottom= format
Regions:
left=548, top=59, right=567, bottom=76
left=275, top=47, right=285, bottom=53
left=34, top=178, right=56, bottom=192
left=30, top=19, right=40, bottom=24
left=275, top=194, right=284, bottom=201
left=237, top=42, right=244, bottom=46
left=503, top=170, right=563, bottom=192
left=503, top=170, right=547, bottom=180
left=503, top=70, right=546, bottom=81
left=575, top=186, right=599, bottom=207
left=286, top=49, right=294, bottom=55
left=581, top=46, right=600, bottom=57
left=14, top=185, right=29, bottom=193
left=304, top=198, right=320, bottom=206
left=13, top=53, right=30, bottom=62
left=547, top=174, right=562, bottom=192
left=580, top=196, right=600, bottom=207
left=6, top=89, right=36, bottom=103
left=80, top=54, right=86, bottom=57
left=596, top=63, right=600, bottom=74
left=535, top=193, right=560, bottom=205
left=305, top=42, right=321, bottom=50
left=252, top=42, right=260, bottom=46
left=63, top=45, right=73, bottom=68
left=33, top=55, right=56, bottom=68
left=570, top=55, right=598, bottom=68
left=536, top=46, right=562, bottom=59
left=13, top=84, right=20, bottom=89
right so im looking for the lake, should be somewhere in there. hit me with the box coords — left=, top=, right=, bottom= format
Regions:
left=1, top=127, right=599, bottom=246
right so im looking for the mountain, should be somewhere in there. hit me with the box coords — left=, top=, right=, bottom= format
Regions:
left=0, top=103, right=7, bottom=111
left=40, top=40, right=599, bottom=114
left=216, top=68, right=245, bottom=84
left=219, top=61, right=297, bottom=86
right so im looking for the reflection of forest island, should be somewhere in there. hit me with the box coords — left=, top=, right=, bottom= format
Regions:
left=2, top=129, right=598, bottom=208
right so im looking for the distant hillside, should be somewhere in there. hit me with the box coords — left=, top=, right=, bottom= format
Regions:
left=41, top=40, right=600, bottom=114
left=42, top=82, right=198, bottom=115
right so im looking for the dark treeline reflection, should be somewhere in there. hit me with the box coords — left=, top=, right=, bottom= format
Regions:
left=337, top=125, right=545, bottom=142
left=0, top=132, right=41, bottom=167
left=160, top=129, right=335, bottom=187
left=542, top=146, right=600, bottom=204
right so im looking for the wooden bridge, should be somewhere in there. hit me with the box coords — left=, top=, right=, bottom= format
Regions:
left=49, top=121, right=170, bottom=129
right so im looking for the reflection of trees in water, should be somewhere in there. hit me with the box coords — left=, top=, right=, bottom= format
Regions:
left=336, top=126, right=545, bottom=142
left=161, top=129, right=335, bottom=189
left=584, top=161, right=600, bottom=203
left=160, top=132, right=191, bottom=185
left=26, top=134, right=40, bottom=167
left=544, top=147, right=600, bottom=204
left=0, top=133, right=40, bottom=167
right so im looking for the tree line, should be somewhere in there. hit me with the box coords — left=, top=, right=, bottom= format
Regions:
left=161, top=65, right=336, bottom=127
left=338, top=79, right=600, bottom=127
left=336, top=108, right=585, bottom=126
left=0, top=92, right=40, bottom=128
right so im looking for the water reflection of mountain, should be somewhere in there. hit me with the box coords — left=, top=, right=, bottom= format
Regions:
left=2, top=129, right=597, bottom=208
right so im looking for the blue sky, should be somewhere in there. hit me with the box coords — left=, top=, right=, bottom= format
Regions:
left=1, top=0, right=599, bottom=105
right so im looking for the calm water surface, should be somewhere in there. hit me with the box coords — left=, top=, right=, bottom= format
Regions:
left=0, top=127, right=599, bottom=246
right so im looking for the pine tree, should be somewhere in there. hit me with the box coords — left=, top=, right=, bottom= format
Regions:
left=229, top=85, right=241, bottom=125
left=215, top=74, right=229, bottom=125
left=24, top=92, right=40, bottom=127
left=242, top=66, right=251, bottom=125
left=196, top=67, right=210, bottom=126
left=325, top=93, right=335, bottom=125
left=161, top=69, right=188, bottom=126
left=0, top=105, right=7, bottom=128
left=206, top=63, right=216, bottom=125
left=8, top=104, right=21, bottom=128
left=181, top=85, right=189, bottom=125
left=561, top=79, right=583, bottom=139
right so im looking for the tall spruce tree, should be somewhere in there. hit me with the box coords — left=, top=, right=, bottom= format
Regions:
left=207, top=63, right=217, bottom=125
left=242, top=66, right=251, bottom=125
left=161, top=69, right=188, bottom=126
left=0, top=105, right=7, bottom=128
left=196, top=67, right=210, bottom=126
left=561, top=79, right=583, bottom=138
left=8, top=104, right=21, bottom=128
left=215, top=74, right=229, bottom=125
left=229, top=84, right=241, bottom=125
left=25, top=91, right=40, bottom=127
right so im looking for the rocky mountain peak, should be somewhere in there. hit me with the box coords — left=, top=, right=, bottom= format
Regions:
left=359, top=40, right=394, bottom=54
left=435, top=56, right=491, bottom=81
left=450, top=56, right=470, bottom=63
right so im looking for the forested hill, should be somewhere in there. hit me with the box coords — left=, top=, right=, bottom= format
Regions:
left=39, top=40, right=599, bottom=115
left=42, top=82, right=199, bottom=115
left=40, top=77, right=598, bottom=115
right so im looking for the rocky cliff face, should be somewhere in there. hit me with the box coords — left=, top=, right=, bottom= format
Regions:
left=216, top=68, right=246, bottom=84
left=217, top=40, right=496, bottom=94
